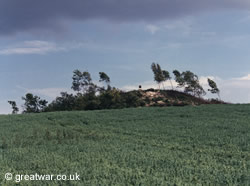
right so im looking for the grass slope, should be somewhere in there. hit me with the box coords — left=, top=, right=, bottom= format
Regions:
left=0, top=105, right=250, bottom=185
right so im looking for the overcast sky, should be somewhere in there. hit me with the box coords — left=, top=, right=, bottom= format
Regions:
left=1, top=0, right=250, bottom=113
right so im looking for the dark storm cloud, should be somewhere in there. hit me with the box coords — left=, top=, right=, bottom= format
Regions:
left=0, top=0, right=249, bottom=34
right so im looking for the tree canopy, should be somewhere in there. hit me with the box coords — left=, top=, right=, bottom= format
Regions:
left=99, top=72, right=110, bottom=84
left=8, top=101, right=19, bottom=114
left=72, top=70, right=93, bottom=93
left=151, top=63, right=165, bottom=88
left=22, top=93, right=48, bottom=113
left=208, top=78, right=220, bottom=99
left=173, top=70, right=206, bottom=97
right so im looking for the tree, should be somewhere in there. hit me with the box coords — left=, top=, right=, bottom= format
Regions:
left=71, top=69, right=82, bottom=92
left=46, top=92, right=77, bottom=111
left=99, top=72, right=110, bottom=84
left=99, top=88, right=123, bottom=109
left=22, top=93, right=48, bottom=113
left=99, top=72, right=111, bottom=90
left=8, top=101, right=19, bottom=114
left=182, top=71, right=206, bottom=97
left=162, top=70, right=174, bottom=90
left=173, top=70, right=206, bottom=97
left=173, top=70, right=184, bottom=87
left=151, top=63, right=165, bottom=89
left=71, top=70, right=93, bottom=94
left=207, top=78, right=220, bottom=100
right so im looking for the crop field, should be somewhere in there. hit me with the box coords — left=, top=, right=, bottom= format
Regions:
left=0, top=105, right=250, bottom=185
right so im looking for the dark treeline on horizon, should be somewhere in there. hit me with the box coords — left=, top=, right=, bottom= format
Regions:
left=8, top=63, right=220, bottom=114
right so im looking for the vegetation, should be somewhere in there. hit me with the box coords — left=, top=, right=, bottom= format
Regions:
left=173, top=70, right=206, bottom=98
left=0, top=105, right=250, bottom=185
left=151, top=63, right=173, bottom=90
left=71, top=70, right=97, bottom=94
left=9, top=63, right=222, bottom=113
left=151, top=62, right=165, bottom=89
left=99, top=72, right=110, bottom=87
left=22, top=93, right=48, bottom=113
left=162, top=70, right=174, bottom=90
left=208, top=78, right=220, bottom=100
left=7, top=101, right=19, bottom=114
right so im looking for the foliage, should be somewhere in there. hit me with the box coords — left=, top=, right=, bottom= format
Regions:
left=17, top=69, right=220, bottom=113
left=99, top=72, right=111, bottom=92
left=81, top=92, right=100, bottom=110
left=162, top=70, right=174, bottom=90
left=99, top=72, right=110, bottom=85
left=122, top=91, right=146, bottom=107
left=99, top=88, right=124, bottom=109
left=162, top=70, right=170, bottom=80
left=208, top=78, right=220, bottom=99
left=46, top=91, right=100, bottom=111
left=71, top=70, right=94, bottom=94
left=173, top=70, right=206, bottom=97
left=46, top=70, right=147, bottom=112
left=7, top=101, right=19, bottom=114
left=151, top=63, right=165, bottom=88
left=0, top=105, right=249, bottom=185
left=45, top=92, right=77, bottom=111
left=151, top=63, right=174, bottom=90
left=22, top=93, right=48, bottom=113
left=99, top=89, right=145, bottom=109
left=173, top=70, right=184, bottom=86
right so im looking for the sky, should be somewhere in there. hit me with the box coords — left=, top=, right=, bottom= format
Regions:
left=1, top=0, right=250, bottom=114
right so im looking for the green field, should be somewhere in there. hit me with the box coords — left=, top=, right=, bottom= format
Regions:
left=0, top=105, right=250, bottom=185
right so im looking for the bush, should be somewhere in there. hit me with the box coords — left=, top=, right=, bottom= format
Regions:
left=123, top=91, right=142, bottom=108
left=99, top=89, right=124, bottom=109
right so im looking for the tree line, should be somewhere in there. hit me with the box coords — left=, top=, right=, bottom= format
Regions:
left=8, top=63, right=220, bottom=114
left=151, top=62, right=220, bottom=98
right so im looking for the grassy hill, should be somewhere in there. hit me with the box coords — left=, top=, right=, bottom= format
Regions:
left=0, top=105, right=250, bottom=185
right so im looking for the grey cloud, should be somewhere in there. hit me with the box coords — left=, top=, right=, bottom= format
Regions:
left=0, top=0, right=249, bottom=35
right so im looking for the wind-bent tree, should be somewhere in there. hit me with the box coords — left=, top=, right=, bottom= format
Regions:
left=207, top=78, right=220, bottom=100
left=182, top=71, right=206, bottom=97
left=71, top=70, right=83, bottom=92
left=173, top=70, right=206, bottom=97
left=162, top=70, right=174, bottom=90
left=71, top=70, right=100, bottom=110
left=22, top=93, right=48, bottom=113
left=71, top=70, right=96, bottom=94
left=151, top=63, right=165, bottom=89
left=99, top=72, right=110, bottom=84
left=99, top=72, right=111, bottom=90
left=8, top=101, right=19, bottom=114
left=173, top=70, right=184, bottom=87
